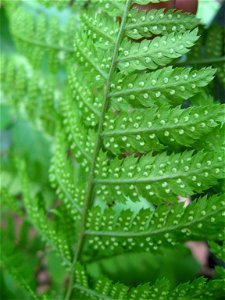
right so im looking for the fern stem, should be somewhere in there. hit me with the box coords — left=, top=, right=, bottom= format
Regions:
left=64, top=1, right=132, bottom=299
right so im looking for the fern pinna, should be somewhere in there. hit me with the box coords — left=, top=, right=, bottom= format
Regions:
left=0, top=0, right=225, bottom=299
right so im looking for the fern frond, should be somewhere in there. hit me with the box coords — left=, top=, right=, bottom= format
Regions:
left=61, top=94, right=95, bottom=169
left=0, top=55, right=31, bottom=107
left=193, top=125, right=225, bottom=152
left=118, top=29, right=199, bottom=74
left=110, top=67, right=216, bottom=109
left=0, top=188, right=21, bottom=214
left=73, top=264, right=225, bottom=300
left=125, top=9, right=199, bottom=40
left=209, top=241, right=225, bottom=263
left=68, top=68, right=102, bottom=127
left=217, top=63, right=225, bottom=88
left=1, top=254, right=39, bottom=300
left=205, top=26, right=224, bottom=59
left=37, top=0, right=88, bottom=11
left=17, top=160, right=74, bottom=263
left=0, top=218, right=42, bottom=299
left=186, top=25, right=225, bottom=87
left=90, top=0, right=125, bottom=17
left=95, top=151, right=224, bottom=204
left=74, top=33, right=110, bottom=86
left=0, top=55, right=59, bottom=134
left=103, top=104, right=224, bottom=154
left=188, top=25, right=224, bottom=62
left=9, top=7, right=79, bottom=71
left=84, top=195, right=225, bottom=256
left=4, top=1, right=223, bottom=298
left=81, top=12, right=118, bottom=49
left=49, top=129, right=85, bottom=214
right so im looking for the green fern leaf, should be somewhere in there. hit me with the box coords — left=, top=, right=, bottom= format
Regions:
left=118, top=29, right=199, bottom=74
left=0, top=55, right=59, bottom=134
left=95, top=151, right=224, bottom=203
left=85, top=195, right=225, bottom=256
left=209, top=241, right=225, bottom=263
left=110, top=67, right=216, bottom=109
left=186, top=25, right=225, bottom=88
left=17, top=160, right=74, bottom=263
left=0, top=188, right=21, bottom=214
left=68, top=68, right=102, bottom=127
left=73, top=264, right=225, bottom=300
left=1, top=218, right=42, bottom=299
left=90, top=0, right=125, bottom=17
left=49, top=130, right=85, bottom=214
left=193, top=125, right=225, bottom=152
left=81, top=12, right=118, bottom=49
left=125, top=9, right=199, bottom=40
left=74, top=33, right=110, bottom=86
left=3, top=1, right=224, bottom=298
left=61, top=95, right=95, bottom=169
left=1, top=254, right=39, bottom=300
left=9, top=7, right=79, bottom=71
left=103, top=104, right=224, bottom=154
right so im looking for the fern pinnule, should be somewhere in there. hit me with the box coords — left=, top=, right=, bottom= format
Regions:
left=74, top=33, right=110, bottom=87
left=81, top=11, right=118, bottom=48
left=84, top=194, right=225, bottom=257
left=125, top=8, right=199, bottom=40
left=95, top=150, right=224, bottom=204
left=0, top=55, right=59, bottom=134
left=187, top=25, right=225, bottom=87
left=49, top=130, right=85, bottom=215
left=110, top=67, right=216, bottom=109
left=209, top=241, right=225, bottom=263
left=61, top=95, right=96, bottom=169
left=17, top=160, right=74, bottom=262
left=73, top=263, right=225, bottom=300
left=68, top=69, right=102, bottom=127
left=118, top=29, right=199, bottom=73
left=1, top=217, right=43, bottom=299
left=0, top=188, right=22, bottom=215
left=193, top=125, right=225, bottom=152
left=103, top=104, right=225, bottom=154
left=9, top=6, right=79, bottom=71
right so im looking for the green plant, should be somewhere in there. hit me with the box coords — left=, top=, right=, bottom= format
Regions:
left=0, top=0, right=225, bottom=299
